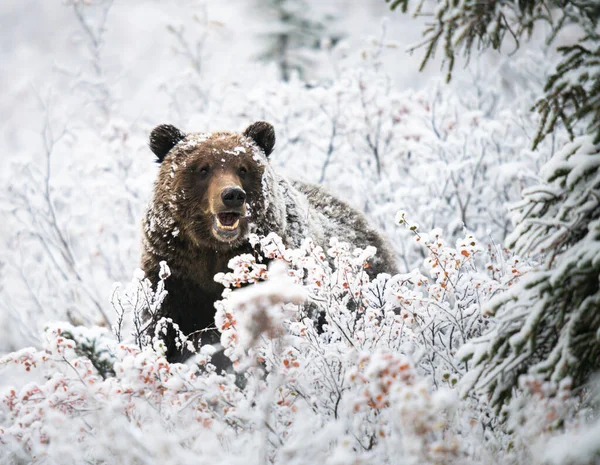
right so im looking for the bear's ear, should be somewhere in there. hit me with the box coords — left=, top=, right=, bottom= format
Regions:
left=243, top=121, right=275, bottom=157
left=149, top=124, right=186, bottom=162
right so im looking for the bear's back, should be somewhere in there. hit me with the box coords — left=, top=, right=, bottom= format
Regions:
left=290, top=180, right=397, bottom=277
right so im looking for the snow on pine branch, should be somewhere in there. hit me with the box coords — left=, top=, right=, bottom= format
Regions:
left=458, top=135, right=600, bottom=407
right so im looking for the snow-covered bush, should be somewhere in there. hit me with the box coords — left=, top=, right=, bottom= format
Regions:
left=1, top=225, right=532, bottom=464
left=244, top=39, right=559, bottom=270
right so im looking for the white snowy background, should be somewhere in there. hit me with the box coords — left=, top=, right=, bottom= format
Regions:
left=0, top=1, right=597, bottom=464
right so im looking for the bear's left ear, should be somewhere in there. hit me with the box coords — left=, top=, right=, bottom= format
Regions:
left=243, top=121, right=275, bottom=157
left=149, top=124, right=186, bottom=162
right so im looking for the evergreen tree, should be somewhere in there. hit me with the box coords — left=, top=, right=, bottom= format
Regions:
left=463, top=135, right=600, bottom=406
left=388, top=0, right=600, bottom=406
left=257, top=0, right=342, bottom=81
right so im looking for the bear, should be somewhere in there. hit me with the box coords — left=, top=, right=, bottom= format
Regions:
left=141, top=121, right=397, bottom=363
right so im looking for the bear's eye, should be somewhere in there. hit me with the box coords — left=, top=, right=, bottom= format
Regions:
left=196, top=165, right=209, bottom=177
left=239, top=167, right=248, bottom=178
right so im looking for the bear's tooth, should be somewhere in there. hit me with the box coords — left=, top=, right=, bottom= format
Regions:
left=216, top=216, right=239, bottom=230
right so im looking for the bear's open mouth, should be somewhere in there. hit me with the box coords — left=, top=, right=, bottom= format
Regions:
left=215, top=212, right=240, bottom=231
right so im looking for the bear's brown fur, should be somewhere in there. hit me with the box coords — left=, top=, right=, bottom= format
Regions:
left=141, top=121, right=396, bottom=362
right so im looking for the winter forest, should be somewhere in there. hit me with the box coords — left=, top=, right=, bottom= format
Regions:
left=1, top=0, right=599, bottom=463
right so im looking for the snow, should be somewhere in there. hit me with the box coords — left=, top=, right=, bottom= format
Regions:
left=0, top=0, right=597, bottom=463
left=541, top=417, right=600, bottom=464
left=222, top=147, right=247, bottom=156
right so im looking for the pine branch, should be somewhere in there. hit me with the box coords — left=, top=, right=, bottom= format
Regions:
left=390, top=0, right=600, bottom=146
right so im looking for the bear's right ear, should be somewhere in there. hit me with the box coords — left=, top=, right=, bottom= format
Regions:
left=149, top=124, right=186, bottom=162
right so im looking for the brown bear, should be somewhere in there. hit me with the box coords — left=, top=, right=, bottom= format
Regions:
left=141, top=121, right=397, bottom=362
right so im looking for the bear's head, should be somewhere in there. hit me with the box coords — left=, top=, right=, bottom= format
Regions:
left=148, top=121, right=278, bottom=250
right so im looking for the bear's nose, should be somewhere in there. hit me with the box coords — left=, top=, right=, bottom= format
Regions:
left=221, top=187, right=246, bottom=208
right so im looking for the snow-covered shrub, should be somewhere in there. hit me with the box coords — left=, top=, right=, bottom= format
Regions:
left=0, top=225, right=529, bottom=464
left=245, top=43, right=558, bottom=269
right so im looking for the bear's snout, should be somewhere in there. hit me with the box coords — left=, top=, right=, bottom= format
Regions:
left=221, top=187, right=246, bottom=209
